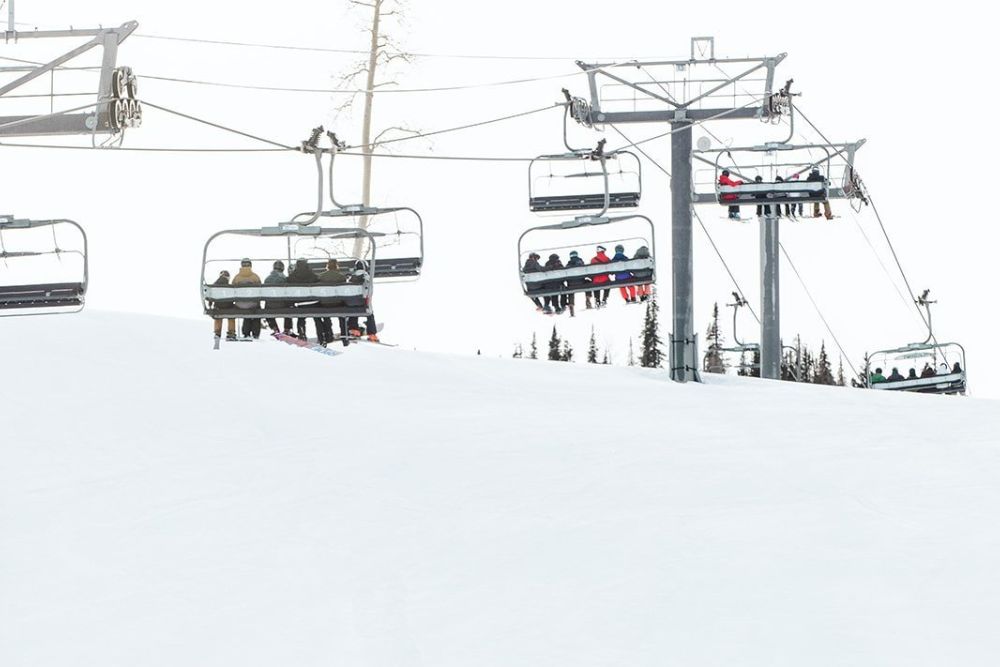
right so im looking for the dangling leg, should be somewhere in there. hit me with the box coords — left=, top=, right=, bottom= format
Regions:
left=823, top=200, right=833, bottom=220
left=226, top=319, right=237, bottom=341
left=213, top=319, right=222, bottom=338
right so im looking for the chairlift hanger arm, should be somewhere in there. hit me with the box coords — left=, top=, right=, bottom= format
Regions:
left=5, top=21, right=138, bottom=41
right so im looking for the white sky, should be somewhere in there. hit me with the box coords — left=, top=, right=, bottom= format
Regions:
left=3, top=0, right=997, bottom=398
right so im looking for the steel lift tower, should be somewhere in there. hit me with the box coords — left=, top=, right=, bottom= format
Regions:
left=570, top=37, right=785, bottom=382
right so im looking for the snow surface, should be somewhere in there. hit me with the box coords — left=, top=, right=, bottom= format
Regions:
left=2, top=311, right=1000, bottom=667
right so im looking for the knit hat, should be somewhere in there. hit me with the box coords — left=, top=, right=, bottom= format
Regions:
left=240, top=258, right=252, bottom=267
left=614, top=244, right=624, bottom=253
left=596, top=245, right=606, bottom=252
left=219, top=270, right=230, bottom=278
left=569, top=250, right=579, bottom=258
left=273, top=260, right=285, bottom=271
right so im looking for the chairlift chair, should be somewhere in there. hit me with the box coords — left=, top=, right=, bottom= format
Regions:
left=0, top=217, right=88, bottom=316
left=528, top=148, right=642, bottom=214
left=692, top=141, right=866, bottom=209
left=201, top=224, right=379, bottom=321
left=517, top=214, right=656, bottom=299
left=866, top=342, right=967, bottom=395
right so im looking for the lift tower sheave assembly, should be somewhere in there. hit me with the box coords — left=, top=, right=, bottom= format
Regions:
left=570, top=37, right=786, bottom=382
left=2, top=13, right=140, bottom=137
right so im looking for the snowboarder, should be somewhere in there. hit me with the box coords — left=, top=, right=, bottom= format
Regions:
left=808, top=168, right=834, bottom=220
left=210, top=269, right=237, bottom=341
left=611, top=244, right=636, bottom=303
left=263, top=260, right=292, bottom=335
left=589, top=245, right=612, bottom=308
left=287, top=258, right=320, bottom=340
left=345, top=260, right=380, bottom=343
left=232, top=258, right=262, bottom=339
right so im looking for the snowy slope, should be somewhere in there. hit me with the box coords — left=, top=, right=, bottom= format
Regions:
left=2, top=311, right=1000, bottom=667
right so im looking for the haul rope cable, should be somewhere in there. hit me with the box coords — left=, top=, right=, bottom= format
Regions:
left=607, top=122, right=761, bottom=326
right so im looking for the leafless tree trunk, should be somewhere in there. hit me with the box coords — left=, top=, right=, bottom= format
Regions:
left=342, top=0, right=413, bottom=258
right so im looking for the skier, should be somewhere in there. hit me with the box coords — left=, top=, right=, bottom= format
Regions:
left=564, top=250, right=587, bottom=317
left=232, top=258, right=262, bottom=339
left=263, top=260, right=292, bottom=335
left=287, top=258, right=320, bottom=340
left=345, top=260, right=380, bottom=343
left=543, top=253, right=566, bottom=314
left=632, top=245, right=653, bottom=301
left=920, top=363, right=936, bottom=378
left=317, top=258, right=347, bottom=345
left=907, top=368, right=918, bottom=380
left=521, top=252, right=545, bottom=311
left=588, top=245, right=612, bottom=308
left=719, top=169, right=743, bottom=220
left=887, top=367, right=905, bottom=382
left=870, top=367, right=887, bottom=384
left=210, top=269, right=237, bottom=342
left=611, top=244, right=637, bottom=303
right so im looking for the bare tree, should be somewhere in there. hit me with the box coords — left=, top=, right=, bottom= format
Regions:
left=339, top=0, right=415, bottom=254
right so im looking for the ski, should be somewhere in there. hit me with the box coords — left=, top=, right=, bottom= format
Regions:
left=213, top=335, right=221, bottom=350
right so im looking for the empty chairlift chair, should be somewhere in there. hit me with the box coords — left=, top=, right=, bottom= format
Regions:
left=0, top=217, right=88, bottom=316
left=528, top=145, right=642, bottom=213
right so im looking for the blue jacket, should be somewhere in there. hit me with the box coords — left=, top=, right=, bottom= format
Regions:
left=611, top=251, right=632, bottom=281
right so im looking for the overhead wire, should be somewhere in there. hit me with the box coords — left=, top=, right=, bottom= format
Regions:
left=606, top=122, right=761, bottom=325
left=778, top=241, right=860, bottom=378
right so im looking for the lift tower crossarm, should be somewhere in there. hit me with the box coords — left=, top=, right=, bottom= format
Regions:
left=4, top=21, right=138, bottom=41
left=568, top=40, right=787, bottom=383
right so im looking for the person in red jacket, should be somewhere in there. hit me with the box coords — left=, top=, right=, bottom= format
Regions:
left=587, top=245, right=612, bottom=308
left=719, top=169, right=743, bottom=220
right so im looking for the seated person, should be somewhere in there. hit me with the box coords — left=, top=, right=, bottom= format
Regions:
left=952, top=361, right=963, bottom=374
left=920, top=363, right=936, bottom=378
left=870, top=367, right=887, bottom=384
left=719, top=169, right=743, bottom=220
left=887, top=367, right=905, bottom=382
left=907, top=368, right=918, bottom=380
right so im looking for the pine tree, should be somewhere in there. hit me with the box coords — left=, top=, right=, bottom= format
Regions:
left=813, top=342, right=834, bottom=385
left=703, top=302, right=727, bottom=374
left=748, top=348, right=761, bottom=378
left=836, top=357, right=846, bottom=387
left=528, top=333, right=538, bottom=360
left=587, top=327, right=598, bottom=364
left=548, top=326, right=562, bottom=361
left=639, top=291, right=663, bottom=368
left=737, top=350, right=749, bottom=377
left=561, top=340, right=574, bottom=362
left=627, top=339, right=636, bottom=367
left=512, top=343, right=523, bottom=359
left=602, top=348, right=610, bottom=365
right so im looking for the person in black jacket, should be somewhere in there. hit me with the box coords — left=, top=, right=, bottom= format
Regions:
left=808, top=168, right=833, bottom=220
left=887, top=367, right=905, bottom=382
left=287, top=258, right=321, bottom=340
left=543, top=253, right=566, bottom=314
left=345, top=260, right=380, bottom=343
left=522, top=252, right=545, bottom=310
left=210, top=270, right=237, bottom=341
left=563, top=250, right=586, bottom=317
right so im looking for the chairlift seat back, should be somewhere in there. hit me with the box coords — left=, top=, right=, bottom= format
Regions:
left=718, top=181, right=828, bottom=205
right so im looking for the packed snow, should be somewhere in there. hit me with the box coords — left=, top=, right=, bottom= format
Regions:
left=2, top=311, right=1000, bottom=666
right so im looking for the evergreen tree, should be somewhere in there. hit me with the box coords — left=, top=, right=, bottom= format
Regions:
left=587, top=327, right=598, bottom=364
left=627, top=338, right=636, bottom=367
left=748, top=348, right=761, bottom=378
left=561, top=340, right=574, bottom=363
left=703, top=302, right=727, bottom=374
left=813, top=342, right=835, bottom=385
left=836, top=357, right=846, bottom=387
left=528, top=332, right=538, bottom=360
left=512, top=343, right=523, bottom=359
left=548, top=326, right=562, bottom=361
left=737, top=350, right=749, bottom=377
left=602, top=348, right=610, bottom=365
left=639, top=291, right=664, bottom=368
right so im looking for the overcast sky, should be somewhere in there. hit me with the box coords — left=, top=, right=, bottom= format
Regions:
left=3, top=0, right=997, bottom=398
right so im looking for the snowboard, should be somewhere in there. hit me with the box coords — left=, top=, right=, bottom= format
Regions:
left=273, top=332, right=343, bottom=357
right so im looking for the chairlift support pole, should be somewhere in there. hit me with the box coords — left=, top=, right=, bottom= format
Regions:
left=760, top=213, right=781, bottom=378
left=573, top=39, right=785, bottom=382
